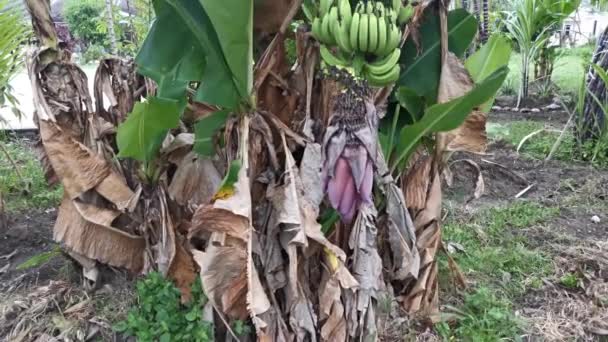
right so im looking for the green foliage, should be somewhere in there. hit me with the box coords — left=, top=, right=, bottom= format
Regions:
left=114, top=272, right=213, bottom=341
left=63, top=0, right=105, bottom=47
left=390, top=66, right=509, bottom=172
left=559, top=273, right=580, bottom=289
left=488, top=120, right=608, bottom=167
left=0, top=0, right=29, bottom=120
left=136, top=0, right=252, bottom=109
left=16, top=246, right=62, bottom=270
left=436, top=288, right=524, bottom=341
left=193, top=111, right=231, bottom=156
left=0, top=138, right=63, bottom=212
left=499, top=77, right=518, bottom=96
left=82, top=44, right=106, bottom=64
left=116, top=97, right=181, bottom=163
left=503, top=0, right=580, bottom=103
left=120, top=0, right=254, bottom=167
left=465, top=34, right=513, bottom=111
left=399, top=9, right=478, bottom=103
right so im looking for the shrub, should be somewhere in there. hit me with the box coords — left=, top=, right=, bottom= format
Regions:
left=82, top=44, right=106, bottom=64
left=63, top=0, right=104, bottom=48
left=114, top=272, right=213, bottom=341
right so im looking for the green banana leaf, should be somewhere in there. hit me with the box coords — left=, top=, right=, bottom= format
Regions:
left=465, top=34, right=512, bottom=112
left=200, top=0, right=253, bottom=100
left=194, top=110, right=231, bottom=156
left=398, top=8, right=478, bottom=103
left=393, top=66, right=509, bottom=171
left=136, top=0, right=245, bottom=109
left=117, top=97, right=181, bottom=162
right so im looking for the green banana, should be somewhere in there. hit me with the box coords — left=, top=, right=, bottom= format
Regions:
left=365, top=63, right=400, bottom=87
left=392, top=0, right=402, bottom=11
left=328, top=6, right=338, bottom=37
left=339, top=0, right=352, bottom=29
left=312, top=17, right=323, bottom=42
left=374, top=2, right=385, bottom=17
left=358, top=13, right=369, bottom=52
left=321, top=14, right=334, bottom=44
left=368, top=14, right=378, bottom=54
left=387, top=8, right=397, bottom=24
left=320, top=0, right=333, bottom=16
left=350, top=12, right=360, bottom=51
left=355, top=2, right=364, bottom=14
left=333, top=17, right=352, bottom=54
left=375, top=17, right=387, bottom=55
left=320, top=44, right=349, bottom=67
left=386, top=24, right=400, bottom=52
left=366, top=1, right=374, bottom=14
left=366, top=48, right=400, bottom=74
left=398, top=4, right=414, bottom=25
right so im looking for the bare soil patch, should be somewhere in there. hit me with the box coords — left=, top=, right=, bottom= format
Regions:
left=445, top=136, right=608, bottom=341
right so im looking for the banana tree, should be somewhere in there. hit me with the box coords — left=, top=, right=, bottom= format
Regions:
left=24, top=0, right=509, bottom=340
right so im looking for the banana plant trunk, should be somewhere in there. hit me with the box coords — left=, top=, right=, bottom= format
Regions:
left=104, top=0, right=118, bottom=55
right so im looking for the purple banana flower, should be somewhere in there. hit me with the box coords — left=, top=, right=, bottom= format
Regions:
left=322, top=88, right=378, bottom=223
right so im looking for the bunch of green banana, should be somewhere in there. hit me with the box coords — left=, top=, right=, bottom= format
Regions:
left=310, top=0, right=407, bottom=86
left=362, top=48, right=401, bottom=86
left=312, top=0, right=402, bottom=57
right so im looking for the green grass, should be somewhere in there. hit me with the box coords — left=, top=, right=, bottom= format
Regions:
left=436, top=287, right=524, bottom=342
left=438, top=201, right=559, bottom=340
left=487, top=121, right=608, bottom=167
left=0, top=138, right=62, bottom=212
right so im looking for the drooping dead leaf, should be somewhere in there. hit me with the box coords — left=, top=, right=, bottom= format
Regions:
left=346, top=204, right=384, bottom=340
left=39, top=120, right=110, bottom=198
left=436, top=52, right=488, bottom=154
left=54, top=197, right=145, bottom=273
left=169, top=152, right=222, bottom=207
left=192, top=244, right=249, bottom=320
left=450, top=159, right=485, bottom=202
left=189, top=116, right=272, bottom=336
left=400, top=156, right=442, bottom=320
left=93, top=58, right=141, bottom=125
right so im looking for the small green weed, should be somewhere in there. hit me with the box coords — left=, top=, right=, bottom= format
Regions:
left=114, top=272, right=213, bottom=341
left=16, top=245, right=61, bottom=270
left=559, top=273, right=580, bottom=289
left=436, top=287, right=524, bottom=341
left=0, top=138, right=62, bottom=212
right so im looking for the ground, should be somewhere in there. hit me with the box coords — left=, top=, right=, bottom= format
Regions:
left=1, top=105, right=607, bottom=341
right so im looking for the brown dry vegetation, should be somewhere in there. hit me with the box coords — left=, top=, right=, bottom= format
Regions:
left=1, top=108, right=607, bottom=341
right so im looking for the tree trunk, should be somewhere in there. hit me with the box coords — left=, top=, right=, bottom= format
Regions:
left=481, top=0, right=489, bottom=43
left=579, top=25, right=608, bottom=142
left=518, top=53, right=529, bottom=107
left=105, top=0, right=118, bottom=55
